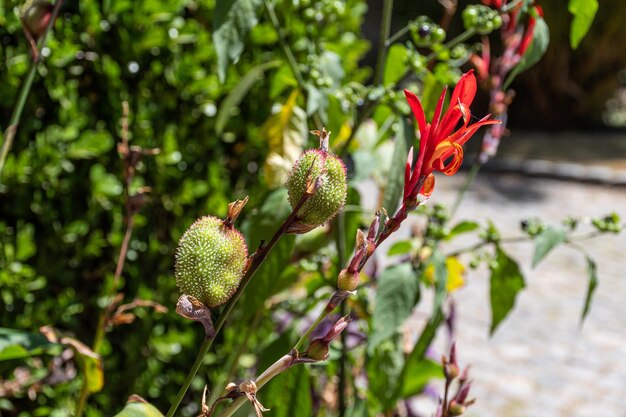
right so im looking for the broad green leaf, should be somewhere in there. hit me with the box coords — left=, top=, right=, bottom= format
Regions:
left=387, top=240, right=413, bottom=256
left=215, top=60, right=282, bottom=135
left=532, top=226, right=566, bottom=267
left=489, top=246, right=525, bottom=334
left=368, top=264, right=419, bottom=353
left=401, top=359, right=443, bottom=398
left=261, top=90, right=307, bottom=188
left=382, top=117, right=412, bottom=216
left=446, top=221, right=479, bottom=240
left=503, top=16, right=550, bottom=90
left=367, top=339, right=405, bottom=411
left=581, top=256, right=598, bottom=323
left=397, top=307, right=444, bottom=401
left=213, top=0, right=263, bottom=82
left=260, top=365, right=312, bottom=417
left=114, top=396, right=164, bottom=417
left=66, top=129, right=114, bottom=159
left=0, top=328, right=63, bottom=361
left=383, top=44, right=409, bottom=85
left=568, top=0, right=598, bottom=49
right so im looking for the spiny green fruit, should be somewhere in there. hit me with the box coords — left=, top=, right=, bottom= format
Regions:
left=286, top=148, right=347, bottom=230
left=175, top=216, right=248, bottom=308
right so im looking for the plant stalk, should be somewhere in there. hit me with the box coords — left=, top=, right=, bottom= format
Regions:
left=0, top=0, right=64, bottom=177
left=165, top=193, right=311, bottom=417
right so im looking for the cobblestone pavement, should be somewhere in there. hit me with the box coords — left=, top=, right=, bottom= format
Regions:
left=409, top=172, right=626, bottom=417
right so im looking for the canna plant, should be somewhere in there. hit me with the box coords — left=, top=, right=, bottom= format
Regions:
left=0, top=0, right=612, bottom=416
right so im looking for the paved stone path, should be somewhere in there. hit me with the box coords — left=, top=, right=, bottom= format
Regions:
left=412, top=172, right=626, bottom=417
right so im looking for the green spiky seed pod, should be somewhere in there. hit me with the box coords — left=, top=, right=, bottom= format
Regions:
left=286, top=148, right=347, bottom=230
left=175, top=216, right=248, bottom=308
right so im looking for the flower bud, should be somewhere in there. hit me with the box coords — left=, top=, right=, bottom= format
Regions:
left=175, top=214, right=248, bottom=308
left=286, top=143, right=347, bottom=231
left=304, top=339, right=329, bottom=361
left=337, top=268, right=359, bottom=291
left=448, top=401, right=465, bottom=416
left=21, top=0, right=54, bottom=38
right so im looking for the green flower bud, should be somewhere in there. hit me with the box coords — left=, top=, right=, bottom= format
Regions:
left=175, top=216, right=248, bottom=308
left=286, top=148, right=348, bottom=231
left=337, top=268, right=359, bottom=291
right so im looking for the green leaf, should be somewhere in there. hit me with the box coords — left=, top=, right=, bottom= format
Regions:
left=489, top=246, right=525, bottom=334
left=368, top=264, right=419, bottom=353
left=215, top=60, right=282, bottom=135
left=367, top=339, right=405, bottom=411
left=66, top=129, right=114, bottom=159
left=581, top=256, right=598, bottom=323
left=0, top=328, right=63, bottom=361
left=397, top=307, right=444, bottom=401
left=532, top=226, right=566, bottom=267
left=569, top=0, right=598, bottom=49
left=401, top=359, right=443, bottom=398
left=260, top=365, right=312, bottom=417
left=114, top=396, right=164, bottom=417
left=382, top=117, right=412, bottom=216
left=213, top=0, right=263, bottom=82
left=446, top=221, right=479, bottom=240
left=387, top=240, right=413, bottom=256
left=503, top=16, right=550, bottom=90
left=383, top=44, right=409, bottom=85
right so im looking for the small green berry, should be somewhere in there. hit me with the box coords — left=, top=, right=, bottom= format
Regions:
left=175, top=216, right=248, bottom=308
left=286, top=146, right=347, bottom=231
left=337, top=268, right=359, bottom=291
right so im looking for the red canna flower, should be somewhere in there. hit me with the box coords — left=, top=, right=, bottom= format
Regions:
left=482, top=0, right=504, bottom=8
left=403, top=70, right=500, bottom=199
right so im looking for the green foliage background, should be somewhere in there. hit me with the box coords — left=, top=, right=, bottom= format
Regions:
left=0, top=0, right=368, bottom=415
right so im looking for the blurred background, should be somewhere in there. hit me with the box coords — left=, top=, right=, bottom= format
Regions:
left=1, top=0, right=624, bottom=416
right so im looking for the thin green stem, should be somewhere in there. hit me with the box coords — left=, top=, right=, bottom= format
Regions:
left=293, top=307, right=331, bottom=352
left=386, top=24, right=411, bottom=47
left=165, top=193, right=310, bottom=417
left=373, top=0, right=394, bottom=86
left=424, top=27, right=477, bottom=63
left=264, top=0, right=323, bottom=130
left=335, top=212, right=348, bottom=417
left=0, top=0, right=64, bottom=177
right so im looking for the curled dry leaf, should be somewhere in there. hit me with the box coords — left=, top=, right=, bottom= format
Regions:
left=175, top=294, right=215, bottom=338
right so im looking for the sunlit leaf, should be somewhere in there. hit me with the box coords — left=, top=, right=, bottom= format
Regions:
left=581, top=256, right=598, bottom=323
left=532, top=226, right=566, bottom=267
left=383, top=44, right=409, bottom=85
left=424, top=256, right=465, bottom=292
left=261, top=90, right=307, bottom=188
left=568, top=0, right=598, bottom=49
left=490, top=246, right=525, bottom=335
left=401, top=359, right=442, bottom=398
